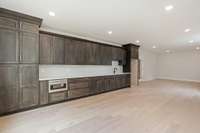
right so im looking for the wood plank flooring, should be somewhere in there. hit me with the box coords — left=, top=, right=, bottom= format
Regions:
left=0, top=79, right=200, bottom=133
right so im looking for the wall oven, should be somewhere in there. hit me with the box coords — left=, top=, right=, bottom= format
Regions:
left=48, top=79, right=68, bottom=93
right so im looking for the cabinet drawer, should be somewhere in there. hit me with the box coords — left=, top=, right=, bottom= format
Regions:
left=0, top=16, right=18, bottom=29
left=69, top=82, right=89, bottom=90
left=68, top=88, right=90, bottom=99
left=49, top=91, right=67, bottom=103
left=68, top=78, right=90, bottom=90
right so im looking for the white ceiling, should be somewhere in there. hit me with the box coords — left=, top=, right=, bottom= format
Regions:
left=1, top=0, right=200, bottom=52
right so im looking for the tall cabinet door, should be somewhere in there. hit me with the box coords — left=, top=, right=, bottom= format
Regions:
left=0, top=65, right=19, bottom=114
left=20, top=32, right=39, bottom=63
left=0, top=28, right=19, bottom=63
left=52, top=36, right=65, bottom=64
left=19, top=64, right=39, bottom=109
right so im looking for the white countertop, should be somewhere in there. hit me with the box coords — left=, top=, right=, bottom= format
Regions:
left=39, top=73, right=130, bottom=81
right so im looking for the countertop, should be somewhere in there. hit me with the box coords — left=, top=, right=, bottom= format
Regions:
left=39, top=73, right=130, bottom=81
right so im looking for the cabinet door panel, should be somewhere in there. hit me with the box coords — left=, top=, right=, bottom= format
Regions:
left=85, top=42, right=97, bottom=65
left=39, top=81, right=49, bottom=105
left=53, top=36, right=65, bottom=64
left=19, top=64, right=38, bottom=87
left=100, top=45, right=112, bottom=65
left=39, top=33, right=53, bottom=64
left=0, top=28, right=19, bottom=63
left=76, top=40, right=87, bottom=65
left=19, top=64, right=39, bottom=108
left=0, top=16, right=18, bottom=29
left=20, top=32, right=39, bottom=63
left=68, top=89, right=90, bottom=99
left=92, top=77, right=105, bottom=93
left=0, top=65, right=19, bottom=114
left=20, top=21, right=39, bottom=33
left=65, top=38, right=76, bottom=64
left=131, top=46, right=139, bottom=59
left=20, top=86, right=39, bottom=108
left=49, top=91, right=67, bottom=103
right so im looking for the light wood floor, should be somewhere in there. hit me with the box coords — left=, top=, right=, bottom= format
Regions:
left=0, top=80, right=200, bottom=133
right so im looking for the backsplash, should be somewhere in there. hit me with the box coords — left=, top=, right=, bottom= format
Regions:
left=39, top=61, right=123, bottom=80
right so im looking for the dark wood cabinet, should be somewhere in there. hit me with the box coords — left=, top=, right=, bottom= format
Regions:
left=49, top=91, right=67, bottom=103
left=99, top=45, right=112, bottom=65
left=112, top=47, right=126, bottom=65
left=40, top=32, right=126, bottom=65
left=0, top=65, right=19, bottom=114
left=39, top=33, right=53, bottom=64
left=0, top=28, right=19, bottom=63
left=131, top=46, right=139, bottom=59
left=0, top=16, right=18, bottom=30
left=73, top=40, right=87, bottom=65
left=85, top=42, right=98, bottom=65
left=68, top=78, right=91, bottom=99
left=52, top=36, right=65, bottom=64
left=91, top=77, right=105, bottom=93
left=40, top=33, right=65, bottom=64
left=20, top=32, right=39, bottom=63
left=0, top=8, right=42, bottom=115
left=19, top=64, right=39, bottom=109
left=65, top=39, right=88, bottom=65
left=104, top=76, right=115, bottom=91
left=123, top=44, right=140, bottom=72
left=20, top=21, right=39, bottom=33
left=39, top=81, right=49, bottom=105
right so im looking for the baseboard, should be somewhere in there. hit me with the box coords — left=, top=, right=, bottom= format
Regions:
left=156, top=77, right=200, bottom=83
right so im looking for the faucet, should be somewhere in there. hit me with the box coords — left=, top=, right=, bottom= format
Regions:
left=113, top=67, right=118, bottom=74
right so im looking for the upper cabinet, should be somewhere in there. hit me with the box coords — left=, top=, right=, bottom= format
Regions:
left=0, top=12, right=41, bottom=64
left=112, top=47, right=126, bottom=65
left=20, top=32, right=39, bottom=63
left=20, top=21, right=39, bottom=33
left=123, top=44, right=140, bottom=72
left=39, top=33, right=65, bottom=64
left=40, top=32, right=126, bottom=65
left=39, top=33, right=52, bottom=64
left=131, top=45, right=139, bottom=59
left=0, top=28, right=19, bottom=63
left=52, top=36, right=65, bottom=64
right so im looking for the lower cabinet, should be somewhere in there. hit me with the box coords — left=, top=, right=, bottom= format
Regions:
left=0, top=65, right=19, bottom=114
left=19, top=64, right=39, bottom=109
left=0, top=64, right=39, bottom=115
left=49, top=91, right=67, bottom=103
left=39, top=81, right=49, bottom=105
left=91, top=77, right=105, bottom=93
left=68, top=78, right=91, bottom=99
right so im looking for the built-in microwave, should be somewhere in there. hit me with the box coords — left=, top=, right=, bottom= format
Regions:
left=48, top=79, right=68, bottom=93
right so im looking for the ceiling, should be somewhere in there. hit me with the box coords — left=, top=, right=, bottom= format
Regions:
left=1, top=0, right=200, bottom=53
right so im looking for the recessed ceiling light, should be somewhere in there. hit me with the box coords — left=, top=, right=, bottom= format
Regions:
left=196, top=46, right=200, bottom=50
left=49, top=11, right=55, bottom=16
left=136, top=40, right=140, bottom=44
left=184, top=28, right=191, bottom=33
left=165, top=5, right=174, bottom=11
left=108, top=31, right=112, bottom=35
left=152, top=45, right=157, bottom=49
left=165, top=50, right=170, bottom=53
left=189, top=40, right=194, bottom=43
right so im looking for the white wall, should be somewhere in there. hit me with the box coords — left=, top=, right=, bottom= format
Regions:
left=157, top=51, right=200, bottom=82
left=139, top=48, right=158, bottom=81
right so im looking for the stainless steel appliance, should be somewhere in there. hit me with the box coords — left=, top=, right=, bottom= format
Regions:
left=48, top=79, right=68, bottom=93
